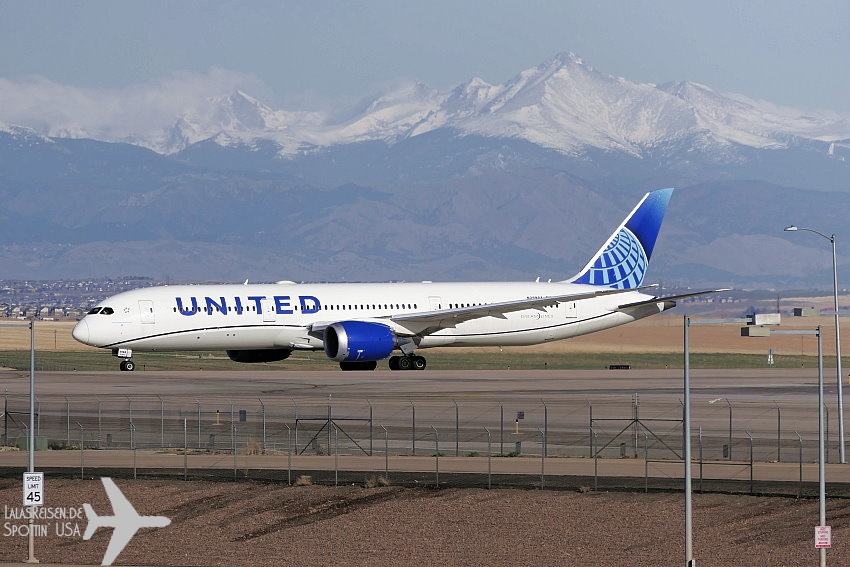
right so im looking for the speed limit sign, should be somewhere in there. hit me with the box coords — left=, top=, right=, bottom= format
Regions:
left=23, top=472, right=44, bottom=506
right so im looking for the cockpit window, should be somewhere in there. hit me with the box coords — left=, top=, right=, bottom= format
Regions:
left=88, top=307, right=114, bottom=315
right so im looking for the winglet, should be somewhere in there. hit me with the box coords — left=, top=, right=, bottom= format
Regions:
left=568, top=188, right=673, bottom=289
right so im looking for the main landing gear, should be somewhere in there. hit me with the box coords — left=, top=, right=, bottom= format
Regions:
left=388, top=355, right=426, bottom=371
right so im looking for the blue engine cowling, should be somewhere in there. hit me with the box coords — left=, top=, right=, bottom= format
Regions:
left=323, top=321, right=396, bottom=362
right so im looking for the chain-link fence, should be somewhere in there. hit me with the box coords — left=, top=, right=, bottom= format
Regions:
left=1, top=390, right=841, bottom=495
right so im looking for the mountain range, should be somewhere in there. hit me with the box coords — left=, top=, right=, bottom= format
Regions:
left=1, top=52, right=848, bottom=289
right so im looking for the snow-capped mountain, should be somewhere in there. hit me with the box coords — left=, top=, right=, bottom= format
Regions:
left=151, top=52, right=850, bottom=160
left=4, top=52, right=849, bottom=163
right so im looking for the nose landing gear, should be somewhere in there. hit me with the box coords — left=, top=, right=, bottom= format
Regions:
left=112, top=348, right=135, bottom=371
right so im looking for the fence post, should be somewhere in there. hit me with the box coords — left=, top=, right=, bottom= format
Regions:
left=432, top=426, right=439, bottom=487
left=587, top=400, right=593, bottom=459
left=500, top=404, right=504, bottom=456
left=747, top=430, right=754, bottom=494
left=327, top=395, right=332, bottom=453
left=592, top=427, right=598, bottom=491
left=698, top=426, right=703, bottom=492
left=183, top=418, right=188, bottom=481
left=334, top=424, right=339, bottom=487
left=259, top=398, right=266, bottom=453
left=285, top=424, right=292, bottom=486
left=381, top=425, right=389, bottom=482
left=97, top=400, right=102, bottom=449
left=454, top=400, right=459, bottom=457
left=484, top=426, right=491, bottom=490
left=232, top=424, right=237, bottom=481
left=77, top=422, right=84, bottom=479
left=539, top=428, right=545, bottom=490
left=775, top=401, right=781, bottom=462
left=196, top=399, right=201, bottom=449
left=542, top=400, right=548, bottom=458
left=292, top=399, right=299, bottom=454
left=411, top=401, right=416, bottom=456
left=158, top=395, right=164, bottom=449
left=796, top=431, right=803, bottom=498
left=369, top=401, right=374, bottom=457
left=726, top=398, right=732, bottom=460
left=644, top=431, right=649, bottom=493
left=65, top=397, right=70, bottom=446
left=633, top=393, right=639, bottom=458
left=131, top=422, right=136, bottom=480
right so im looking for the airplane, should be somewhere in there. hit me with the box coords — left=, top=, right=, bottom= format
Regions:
left=83, top=477, right=171, bottom=566
left=72, top=187, right=719, bottom=371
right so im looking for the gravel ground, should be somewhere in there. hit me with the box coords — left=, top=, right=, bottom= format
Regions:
left=1, top=478, right=848, bottom=566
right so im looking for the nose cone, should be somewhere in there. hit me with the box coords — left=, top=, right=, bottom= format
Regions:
left=72, top=319, right=90, bottom=345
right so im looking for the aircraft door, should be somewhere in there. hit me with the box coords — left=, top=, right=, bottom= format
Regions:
left=428, top=296, right=442, bottom=311
left=262, top=298, right=276, bottom=322
left=139, top=300, right=155, bottom=324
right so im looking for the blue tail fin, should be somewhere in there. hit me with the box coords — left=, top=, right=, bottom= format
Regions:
left=567, top=188, right=673, bottom=289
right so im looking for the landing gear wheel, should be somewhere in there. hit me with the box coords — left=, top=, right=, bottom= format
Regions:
left=397, top=356, right=412, bottom=370
left=120, top=360, right=135, bottom=372
left=412, top=356, right=427, bottom=370
left=388, top=356, right=400, bottom=370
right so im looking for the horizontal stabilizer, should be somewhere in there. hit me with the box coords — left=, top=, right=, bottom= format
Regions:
left=83, top=503, right=99, bottom=540
left=618, top=289, right=730, bottom=310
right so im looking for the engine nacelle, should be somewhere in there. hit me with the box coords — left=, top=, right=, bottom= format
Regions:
left=227, top=349, right=292, bottom=363
left=323, top=321, right=396, bottom=362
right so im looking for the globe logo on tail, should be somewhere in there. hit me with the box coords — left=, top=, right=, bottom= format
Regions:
left=574, top=227, right=648, bottom=289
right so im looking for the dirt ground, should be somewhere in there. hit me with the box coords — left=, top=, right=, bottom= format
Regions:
left=0, top=478, right=847, bottom=567
left=0, top=314, right=840, bottom=357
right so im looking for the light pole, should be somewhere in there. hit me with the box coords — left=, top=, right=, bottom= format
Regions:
left=684, top=312, right=779, bottom=567
left=785, top=225, right=845, bottom=464
left=764, top=326, right=827, bottom=566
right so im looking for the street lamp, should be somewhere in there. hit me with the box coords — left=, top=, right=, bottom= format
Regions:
left=785, top=225, right=845, bottom=464
left=684, top=313, right=779, bottom=567
left=753, top=326, right=828, bottom=566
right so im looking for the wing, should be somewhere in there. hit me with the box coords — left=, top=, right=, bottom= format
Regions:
left=390, top=285, right=657, bottom=336
left=101, top=525, right=140, bottom=566
left=102, top=477, right=139, bottom=518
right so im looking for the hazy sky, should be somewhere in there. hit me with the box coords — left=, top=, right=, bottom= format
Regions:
left=1, top=0, right=849, bottom=113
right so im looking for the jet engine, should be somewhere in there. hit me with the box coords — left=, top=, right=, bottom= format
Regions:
left=323, top=321, right=396, bottom=362
left=226, top=349, right=292, bottom=363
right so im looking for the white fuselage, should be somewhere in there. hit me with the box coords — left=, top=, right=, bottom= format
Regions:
left=72, top=281, right=667, bottom=353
